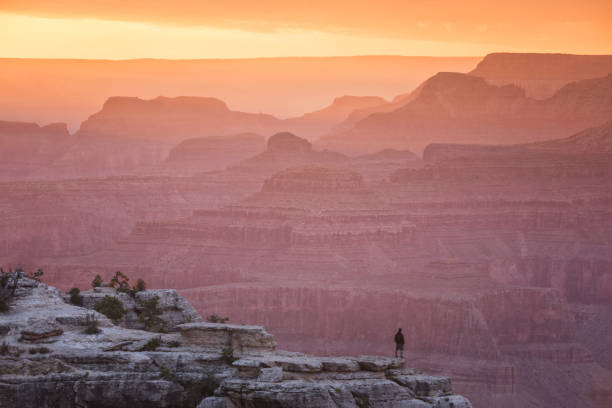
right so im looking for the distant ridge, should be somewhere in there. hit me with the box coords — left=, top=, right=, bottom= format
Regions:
left=470, top=53, right=612, bottom=99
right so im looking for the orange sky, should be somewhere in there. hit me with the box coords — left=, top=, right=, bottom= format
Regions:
left=1, top=1, right=611, bottom=58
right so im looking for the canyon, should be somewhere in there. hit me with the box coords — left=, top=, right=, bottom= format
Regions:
left=1, top=52, right=612, bottom=408
left=17, top=124, right=612, bottom=408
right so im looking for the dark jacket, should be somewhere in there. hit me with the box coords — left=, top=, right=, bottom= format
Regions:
left=394, top=331, right=405, bottom=345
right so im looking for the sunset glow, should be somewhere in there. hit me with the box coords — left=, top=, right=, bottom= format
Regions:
left=1, top=0, right=611, bottom=59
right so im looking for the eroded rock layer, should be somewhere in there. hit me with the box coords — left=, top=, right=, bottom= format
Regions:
left=0, top=279, right=471, bottom=408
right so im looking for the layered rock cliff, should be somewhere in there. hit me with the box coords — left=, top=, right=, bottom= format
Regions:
left=0, top=120, right=74, bottom=181
left=319, top=72, right=612, bottom=154
left=0, top=278, right=471, bottom=408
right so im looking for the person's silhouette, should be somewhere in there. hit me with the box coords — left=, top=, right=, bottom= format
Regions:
left=394, top=328, right=405, bottom=358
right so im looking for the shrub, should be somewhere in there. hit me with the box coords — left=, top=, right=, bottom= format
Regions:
left=138, top=296, right=166, bottom=332
left=159, top=365, right=176, bottom=381
left=134, top=279, right=146, bottom=292
left=32, top=268, right=44, bottom=282
left=83, top=313, right=101, bottom=335
left=167, top=340, right=181, bottom=348
left=94, top=296, right=125, bottom=322
left=139, top=336, right=161, bottom=351
left=91, top=274, right=103, bottom=288
left=221, top=346, right=237, bottom=364
left=0, top=341, right=9, bottom=355
left=206, top=314, right=229, bottom=324
left=110, top=271, right=129, bottom=290
left=68, top=287, right=83, bottom=306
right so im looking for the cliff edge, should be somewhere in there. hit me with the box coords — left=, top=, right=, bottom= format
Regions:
left=0, top=277, right=472, bottom=408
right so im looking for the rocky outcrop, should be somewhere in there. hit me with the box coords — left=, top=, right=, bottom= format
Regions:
left=179, top=323, right=276, bottom=354
left=75, top=286, right=203, bottom=332
left=0, top=279, right=471, bottom=408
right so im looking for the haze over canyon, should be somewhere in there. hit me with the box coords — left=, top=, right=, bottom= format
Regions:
left=2, top=51, right=612, bottom=408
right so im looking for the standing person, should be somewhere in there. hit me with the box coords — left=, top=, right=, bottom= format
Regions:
left=394, top=328, right=405, bottom=358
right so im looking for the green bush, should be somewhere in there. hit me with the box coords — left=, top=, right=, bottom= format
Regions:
left=206, top=314, right=229, bottom=324
left=221, top=346, right=237, bottom=364
left=83, top=313, right=101, bottom=335
left=68, top=287, right=83, bottom=306
left=110, top=271, right=129, bottom=290
left=91, top=274, right=103, bottom=288
left=138, top=296, right=165, bottom=332
left=159, top=365, right=176, bottom=381
left=0, top=341, right=9, bottom=355
left=134, top=279, right=146, bottom=292
left=94, top=296, right=125, bottom=322
left=139, top=336, right=161, bottom=351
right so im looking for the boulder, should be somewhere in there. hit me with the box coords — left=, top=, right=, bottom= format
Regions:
left=177, top=322, right=276, bottom=354
left=20, top=321, right=63, bottom=341
left=355, top=355, right=404, bottom=372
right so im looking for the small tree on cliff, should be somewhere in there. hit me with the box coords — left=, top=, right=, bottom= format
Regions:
left=68, top=287, right=83, bottom=306
left=137, top=296, right=165, bottom=332
left=91, top=274, right=103, bottom=288
left=110, top=271, right=134, bottom=295
left=134, top=279, right=146, bottom=292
